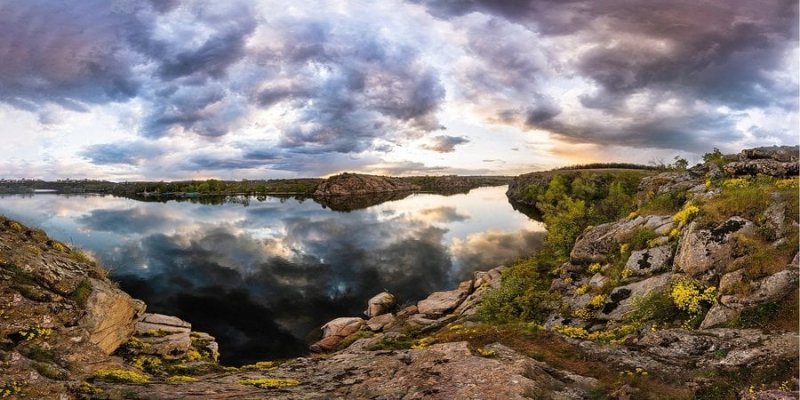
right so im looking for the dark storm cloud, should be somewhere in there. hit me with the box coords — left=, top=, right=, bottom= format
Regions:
left=418, top=0, right=798, bottom=149
left=155, top=19, right=256, bottom=80
left=422, top=135, right=470, bottom=153
left=80, top=141, right=165, bottom=165
left=0, top=0, right=145, bottom=107
left=258, top=17, right=447, bottom=154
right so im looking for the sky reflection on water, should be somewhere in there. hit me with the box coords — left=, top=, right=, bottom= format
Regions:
left=0, top=186, right=544, bottom=365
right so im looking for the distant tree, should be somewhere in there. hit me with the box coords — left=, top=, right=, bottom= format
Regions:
left=672, top=156, right=688, bottom=171
left=702, top=148, right=726, bottom=166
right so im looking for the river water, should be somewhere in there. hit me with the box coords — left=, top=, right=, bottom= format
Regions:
left=0, top=185, right=544, bottom=365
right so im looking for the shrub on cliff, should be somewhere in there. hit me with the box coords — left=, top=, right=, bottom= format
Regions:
left=478, top=258, right=554, bottom=323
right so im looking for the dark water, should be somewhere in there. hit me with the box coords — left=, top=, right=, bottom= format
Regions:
left=0, top=186, right=544, bottom=365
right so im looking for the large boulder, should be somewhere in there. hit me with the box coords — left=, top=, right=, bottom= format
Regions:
left=132, top=313, right=193, bottom=358
left=417, top=280, right=473, bottom=317
left=597, top=273, right=672, bottom=321
left=674, top=218, right=756, bottom=279
left=700, top=304, right=740, bottom=329
left=365, top=292, right=396, bottom=318
left=366, top=313, right=396, bottom=332
left=625, top=245, right=673, bottom=277
left=310, top=317, right=366, bottom=352
left=80, top=278, right=146, bottom=354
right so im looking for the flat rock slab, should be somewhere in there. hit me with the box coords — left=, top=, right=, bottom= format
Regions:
left=417, top=286, right=470, bottom=316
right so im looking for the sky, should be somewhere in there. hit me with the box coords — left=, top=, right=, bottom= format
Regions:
left=0, top=0, right=797, bottom=180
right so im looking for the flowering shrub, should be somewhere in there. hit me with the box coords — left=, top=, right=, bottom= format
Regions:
left=721, top=178, right=750, bottom=189
left=91, top=369, right=150, bottom=384
left=237, top=378, right=300, bottom=389
left=588, top=263, right=602, bottom=273
left=670, top=277, right=716, bottom=314
left=775, top=178, right=799, bottom=189
left=672, top=203, right=700, bottom=228
left=588, top=294, right=608, bottom=309
left=18, top=326, right=52, bottom=341
left=621, top=268, right=633, bottom=280
left=574, top=284, right=589, bottom=295
left=553, top=325, right=588, bottom=338
left=572, top=308, right=590, bottom=319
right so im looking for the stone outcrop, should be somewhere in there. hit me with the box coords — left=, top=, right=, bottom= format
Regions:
left=310, top=317, right=366, bottom=352
left=0, top=217, right=145, bottom=397
left=597, top=273, right=673, bottom=321
left=674, top=217, right=756, bottom=279
left=125, top=313, right=220, bottom=360
left=80, top=278, right=146, bottom=354
left=103, top=341, right=600, bottom=400
left=417, top=280, right=473, bottom=317
left=364, top=291, right=395, bottom=318
left=313, top=173, right=420, bottom=197
left=722, top=145, right=800, bottom=177
left=133, top=313, right=193, bottom=358
left=570, top=215, right=674, bottom=264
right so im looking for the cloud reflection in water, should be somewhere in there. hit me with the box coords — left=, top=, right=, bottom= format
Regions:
left=0, top=186, right=544, bottom=365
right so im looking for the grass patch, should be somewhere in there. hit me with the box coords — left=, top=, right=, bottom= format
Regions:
left=21, top=346, right=55, bottom=363
left=70, top=248, right=96, bottom=265
left=625, top=292, right=680, bottom=324
left=638, top=191, right=688, bottom=215
left=478, top=257, right=555, bottom=323
left=237, top=377, right=300, bottom=389
left=69, top=279, right=92, bottom=306
left=33, top=362, right=68, bottom=380
left=625, top=227, right=659, bottom=251
left=730, top=289, right=799, bottom=332
left=90, top=369, right=150, bottom=384
left=166, top=375, right=198, bottom=383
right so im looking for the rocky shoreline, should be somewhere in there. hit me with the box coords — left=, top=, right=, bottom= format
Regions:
left=0, top=146, right=798, bottom=399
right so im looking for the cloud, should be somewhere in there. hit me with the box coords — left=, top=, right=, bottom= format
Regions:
left=0, top=0, right=145, bottom=108
left=422, top=135, right=470, bottom=153
left=417, top=0, right=799, bottom=151
left=80, top=141, right=165, bottom=165
left=0, top=0, right=797, bottom=178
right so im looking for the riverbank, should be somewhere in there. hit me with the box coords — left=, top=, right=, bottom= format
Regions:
left=0, top=146, right=797, bottom=399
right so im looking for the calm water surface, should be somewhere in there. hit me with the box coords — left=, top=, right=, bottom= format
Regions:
left=0, top=186, right=544, bottom=364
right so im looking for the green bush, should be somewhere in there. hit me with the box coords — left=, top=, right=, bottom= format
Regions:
left=625, top=292, right=679, bottom=323
left=478, top=258, right=554, bottom=323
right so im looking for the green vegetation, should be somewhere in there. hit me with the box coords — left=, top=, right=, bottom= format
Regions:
left=625, top=292, right=680, bottom=324
left=478, top=258, right=554, bottom=323
left=702, top=147, right=727, bottom=167
left=69, top=279, right=92, bottom=306
left=90, top=369, right=150, bottom=384
left=482, top=171, right=647, bottom=322
left=237, top=377, right=301, bottom=389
